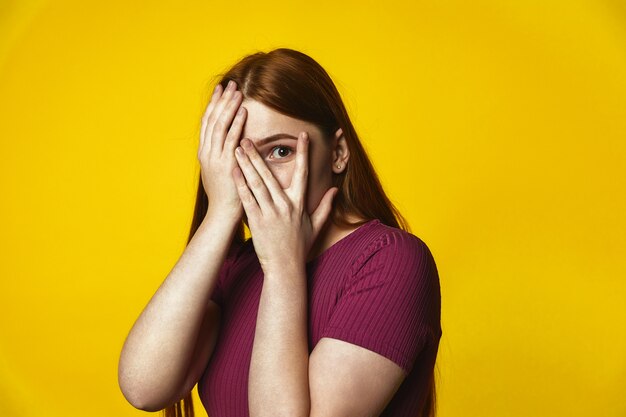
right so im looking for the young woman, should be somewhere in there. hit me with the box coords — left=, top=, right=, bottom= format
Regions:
left=118, top=48, right=442, bottom=417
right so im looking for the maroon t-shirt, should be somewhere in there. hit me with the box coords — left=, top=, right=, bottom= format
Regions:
left=198, top=218, right=442, bottom=417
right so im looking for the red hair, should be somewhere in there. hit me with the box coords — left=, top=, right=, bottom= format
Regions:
left=164, top=48, right=437, bottom=417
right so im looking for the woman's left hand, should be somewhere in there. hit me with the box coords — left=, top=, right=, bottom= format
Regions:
left=232, top=131, right=338, bottom=272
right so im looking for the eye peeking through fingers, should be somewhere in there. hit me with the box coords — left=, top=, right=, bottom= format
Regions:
left=268, top=145, right=295, bottom=161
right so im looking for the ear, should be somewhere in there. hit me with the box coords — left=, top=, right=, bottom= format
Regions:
left=331, top=128, right=349, bottom=175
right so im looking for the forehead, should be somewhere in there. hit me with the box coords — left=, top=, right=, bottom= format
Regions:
left=241, top=99, right=323, bottom=143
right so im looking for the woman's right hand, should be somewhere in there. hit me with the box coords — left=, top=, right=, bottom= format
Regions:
left=198, top=80, right=247, bottom=222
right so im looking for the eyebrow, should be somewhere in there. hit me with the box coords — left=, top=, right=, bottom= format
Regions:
left=248, top=133, right=299, bottom=147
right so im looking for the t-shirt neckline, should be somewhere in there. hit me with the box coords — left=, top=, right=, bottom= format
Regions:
left=306, top=218, right=381, bottom=265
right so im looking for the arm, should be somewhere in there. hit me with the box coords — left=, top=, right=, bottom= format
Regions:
left=119, top=79, right=248, bottom=410
left=247, top=263, right=406, bottom=417
left=248, top=263, right=311, bottom=417
left=308, top=338, right=406, bottom=417
left=117, top=210, right=238, bottom=411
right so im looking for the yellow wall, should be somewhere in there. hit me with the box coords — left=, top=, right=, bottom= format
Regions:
left=1, top=1, right=624, bottom=416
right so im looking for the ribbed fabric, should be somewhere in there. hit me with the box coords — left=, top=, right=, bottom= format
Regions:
left=198, top=218, right=442, bottom=417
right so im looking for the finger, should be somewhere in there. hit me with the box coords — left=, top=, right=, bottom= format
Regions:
left=224, top=105, right=247, bottom=153
left=310, top=187, right=339, bottom=237
left=203, top=80, right=238, bottom=157
left=232, top=166, right=261, bottom=218
left=235, top=146, right=274, bottom=214
left=200, top=82, right=230, bottom=156
left=207, top=80, right=236, bottom=127
left=200, top=83, right=223, bottom=152
left=289, top=131, right=309, bottom=200
left=239, top=138, right=285, bottom=201
left=209, top=90, right=243, bottom=156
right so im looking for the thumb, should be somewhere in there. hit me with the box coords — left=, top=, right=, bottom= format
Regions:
left=310, top=187, right=339, bottom=235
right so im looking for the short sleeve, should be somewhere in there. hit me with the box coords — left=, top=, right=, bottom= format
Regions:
left=321, top=232, right=441, bottom=373
left=210, top=240, right=243, bottom=308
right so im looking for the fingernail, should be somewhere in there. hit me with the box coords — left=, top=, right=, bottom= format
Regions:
left=241, top=139, right=252, bottom=149
left=227, top=80, right=235, bottom=90
left=236, top=146, right=243, bottom=156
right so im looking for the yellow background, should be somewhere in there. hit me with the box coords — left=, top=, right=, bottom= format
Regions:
left=1, top=1, right=625, bottom=416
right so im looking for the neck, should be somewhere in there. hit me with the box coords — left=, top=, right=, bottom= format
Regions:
left=306, top=213, right=366, bottom=262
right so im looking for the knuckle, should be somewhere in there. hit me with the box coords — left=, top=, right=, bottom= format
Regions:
left=214, top=118, right=226, bottom=131
left=226, top=123, right=241, bottom=138
left=229, top=97, right=240, bottom=109
left=277, top=198, right=290, bottom=212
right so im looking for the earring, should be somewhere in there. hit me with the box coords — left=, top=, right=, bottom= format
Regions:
left=336, top=164, right=342, bottom=169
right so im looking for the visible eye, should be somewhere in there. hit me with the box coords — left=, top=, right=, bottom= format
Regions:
left=268, top=145, right=294, bottom=160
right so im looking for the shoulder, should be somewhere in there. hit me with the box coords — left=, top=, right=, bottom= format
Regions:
left=319, top=220, right=442, bottom=372
left=348, top=220, right=437, bottom=279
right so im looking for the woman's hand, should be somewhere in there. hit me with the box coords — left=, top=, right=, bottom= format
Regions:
left=232, top=132, right=338, bottom=272
left=198, top=80, right=246, bottom=221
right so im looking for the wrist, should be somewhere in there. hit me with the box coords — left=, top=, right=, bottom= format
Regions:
left=261, top=260, right=306, bottom=281
left=197, top=209, right=241, bottom=243
left=204, top=204, right=242, bottom=226
left=259, top=247, right=307, bottom=275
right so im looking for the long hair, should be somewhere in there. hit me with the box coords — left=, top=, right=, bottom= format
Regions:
left=164, top=48, right=437, bottom=417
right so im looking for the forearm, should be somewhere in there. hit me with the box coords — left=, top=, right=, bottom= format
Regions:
left=248, top=263, right=310, bottom=417
left=118, top=209, right=238, bottom=406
